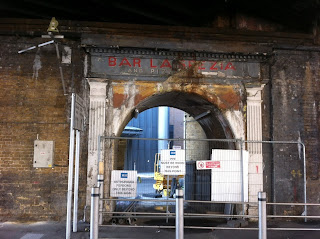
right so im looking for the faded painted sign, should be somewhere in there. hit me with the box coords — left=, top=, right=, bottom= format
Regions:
left=88, top=48, right=261, bottom=80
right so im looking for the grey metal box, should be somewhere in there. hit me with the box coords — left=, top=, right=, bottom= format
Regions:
left=33, top=140, right=55, bottom=168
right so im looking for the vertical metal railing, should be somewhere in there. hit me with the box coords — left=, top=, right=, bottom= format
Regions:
left=90, top=187, right=100, bottom=239
left=97, top=174, right=104, bottom=225
left=258, top=192, right=267, bottom=239
left=66, top=93, right=75, bottom=239
left=73, top=130, right=81, bottom=232
left=239, top=138, right=245, bottom=215
left=176, top=188, right=184, bottom=239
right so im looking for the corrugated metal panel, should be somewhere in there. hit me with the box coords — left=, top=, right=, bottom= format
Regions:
left=211, top=149, right=249, bottom=202
left=125, top=108, right=158, bottom=172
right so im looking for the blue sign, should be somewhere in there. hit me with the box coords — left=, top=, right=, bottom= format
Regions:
left=170, top=151, right=176, bottom=155
left=121, top=173, right=128, bottom=178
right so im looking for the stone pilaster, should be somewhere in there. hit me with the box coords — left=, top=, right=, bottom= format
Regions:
left=246, top=86, right=264, bottom=215
left=86, top=81, right=107, bottom=205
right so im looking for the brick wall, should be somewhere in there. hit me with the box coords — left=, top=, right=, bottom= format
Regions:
left=271, top=50, right=320, bottom=215
left=185, top=115, right=210, bottom=161
left=1, top=18, right=320, bottom=222
left=169, top=107, right=184, bottom=148
left=0, top=36, right=88, bottom=221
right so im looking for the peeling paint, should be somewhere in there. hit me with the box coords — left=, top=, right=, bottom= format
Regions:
left=112, top=85, right=125, bottom=108
left=225, top=110, right=245, bottom=140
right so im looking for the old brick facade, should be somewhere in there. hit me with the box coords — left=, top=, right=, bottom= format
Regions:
left=0, top=17, right=319, bottom=221
left=271, top=50, right=320, bottom=214
left=0, top=32, right=88, bottom=221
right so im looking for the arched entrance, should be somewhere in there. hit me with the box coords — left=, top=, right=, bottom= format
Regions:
left=108, top=92, right=240, bottom=220
left=99, top=87, right=245, bottom=218
left=85, top=46, right=265, bottom=219
left=127, top=91, right=235, bottom=140
left=115, top=91, right=237, bottom=172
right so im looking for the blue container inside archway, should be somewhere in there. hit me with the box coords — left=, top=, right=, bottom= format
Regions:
left=123, top=108, right=159, bottom=173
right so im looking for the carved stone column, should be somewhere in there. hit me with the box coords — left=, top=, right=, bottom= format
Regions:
left=86, top=80, right=107, bottom=205
left=246, top=86, right=264, bottom=214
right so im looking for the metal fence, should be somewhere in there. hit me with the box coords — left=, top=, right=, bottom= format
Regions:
left=90, top=189, right=320, bottom=239
left=86, top=136, right=320, bottom=239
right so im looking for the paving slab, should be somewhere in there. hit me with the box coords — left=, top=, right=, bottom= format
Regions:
left=0, top=220, right=319, bottom=239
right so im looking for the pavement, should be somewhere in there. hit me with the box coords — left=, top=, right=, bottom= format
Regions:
left=1, top=219, right=320, bottom=239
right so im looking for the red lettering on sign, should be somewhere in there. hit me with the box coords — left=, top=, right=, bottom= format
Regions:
left=108, top=57, right=117, bottom=67
left=160, top=59, right=172, bottom=68
left=107, top=57, right=236, bottom=73
left=224, top=62, right=236, bottom=70
left=188, top=60, right=195, bottom=68
left=180, top=60, right=186, bottom=68
left=133, top=58, right=141, bottom=67
left=206, top=161, right=220, bottom=168
left=119, top=58, right=132, bottom=67
left=198, top=61, right=206, bottom=70
left=210, top=62, right=218, bottom=70
left=150, top=59, right=157, bottom=68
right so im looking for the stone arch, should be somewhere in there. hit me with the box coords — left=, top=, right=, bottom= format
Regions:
left=118, top=90, right=235, bottom=141
left=114, top=90, right=239, bottom=173
left=87, top=79, right=247, bottom=206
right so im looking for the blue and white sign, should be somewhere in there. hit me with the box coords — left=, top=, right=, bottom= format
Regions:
left=111, top=170, right=137, bottom=197
left=160, top=149, right=185, bottom=175
left=170, top=151, right=176, bottom=155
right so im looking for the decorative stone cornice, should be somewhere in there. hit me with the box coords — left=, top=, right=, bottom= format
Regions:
left=86, top=47, right=269, bottom=61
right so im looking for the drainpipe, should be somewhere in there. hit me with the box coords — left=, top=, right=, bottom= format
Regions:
left=158, top=106, right=170, bottom=223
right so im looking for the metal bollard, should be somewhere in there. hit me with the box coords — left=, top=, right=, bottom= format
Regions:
left=97, top=174, right=104, bottom=225
left=176, top=188, right=184, bottom=239
left=258, top=191, right=267, bottom=239
left=90, top=187, right=99, bottom=239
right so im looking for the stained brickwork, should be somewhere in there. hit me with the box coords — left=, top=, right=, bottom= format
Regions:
left=185, top=115, right=209, bottom=161
left=0, top=18, right=319, bottom=222
left=0, top=36, right=88, bottom=221
left=271, top=50, right=320, bottom=215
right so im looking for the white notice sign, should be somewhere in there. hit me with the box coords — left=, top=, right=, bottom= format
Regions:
left=196, top=160, right=221, bottom=170
left=110, top=170, right=137, bottom=197
left=160, top=149, right=185, bottom=175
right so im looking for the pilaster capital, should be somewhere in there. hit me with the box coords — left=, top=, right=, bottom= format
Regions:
left=246, top=84, right=265, bottom=102
left=87, top=79, right=108, bottom=97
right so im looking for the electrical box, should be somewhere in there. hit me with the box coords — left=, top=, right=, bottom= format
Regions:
left=33, top=140, right=55, bottom=168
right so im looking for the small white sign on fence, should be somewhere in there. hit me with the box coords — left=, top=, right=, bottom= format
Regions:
left=110, top=170, right=137, bottom=197
left=196, top=160, right=221, bottom=170
left=160, top=149, right=185, bottom=175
